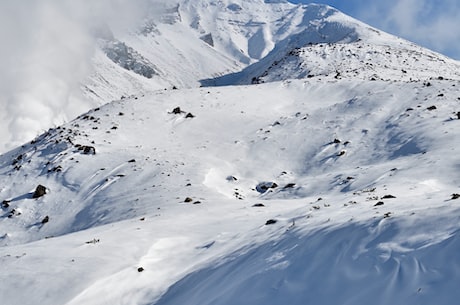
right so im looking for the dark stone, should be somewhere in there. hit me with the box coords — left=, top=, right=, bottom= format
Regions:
left=79, top=146, right=96, bottom=155
left=200, top=33, right=214, bottom=47
left=172, top=107, right=182, bottom=114
left=184, top=197, right=193, bottom=203
left=374, top=201, right=384, bottom=207
left=8, top=209, right=21, bottom=218
left=33, top=185, right=47, bottom=198
left=41, top=216, right=49, bottom=224
left=2, top=200, right=11, bottom=208
left=333, top=138, right=341, bottom=144
left=427, top=105, right=437, bottom=111
left=256, top=182, right=278, bottom=193
left=283, top=183, right=296, bottom=189
left=128, top=159, right=136, bottom=163
left=193, top=201, right=202, bottom=205
left=265, top=219, right=277, bottom=225
left=185, top=113, right=195, bottom=118
left=381, top=195, right=396, bottom=199
left=456, top=112, right=460, bottom=120
left=252, top=203, right=265, bottom=207
left=452, top=194, right=460, bottom=200
left=138, top=267, right=144, bottom=272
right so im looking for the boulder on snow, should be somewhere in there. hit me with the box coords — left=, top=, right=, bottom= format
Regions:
left=33, top=185, right=47, bottom=199
left=256, top=182, right=278, bottom=193
left=172, top=107, right=182, bottom=114
left=41, top=216, right=49, bottom=224
left=77, top=145, right=96, bottom=155
left=2, top=200, right=10, bottom=208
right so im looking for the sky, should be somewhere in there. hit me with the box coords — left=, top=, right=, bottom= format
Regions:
left=289, top=0, right=460, bottom=60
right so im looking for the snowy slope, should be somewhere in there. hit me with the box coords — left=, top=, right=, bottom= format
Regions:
left=1, top=78, right=460, bottom=304
left=2, top=1, right=460, bottom=305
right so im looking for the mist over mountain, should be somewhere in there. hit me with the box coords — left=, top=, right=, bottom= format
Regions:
left=1, top=1, right=460, bottom=305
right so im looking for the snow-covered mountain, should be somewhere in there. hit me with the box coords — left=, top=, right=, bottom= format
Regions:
left=2, top=1, right=460, bottom=305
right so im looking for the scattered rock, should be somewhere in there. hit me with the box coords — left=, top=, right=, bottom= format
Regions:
left=128, top=159, right=136, bottom=163
left=2, top=200, right=11, bottom=208
left=337, top=150, right=346, bottom=156
left=8, top=209, right=21, bottom=218
left=185, top=113, right=195, bottom=118
left=381, top=195, right=396, bottom=199
left=265, top=219, right=277, bottom=225
left=256, top=182, right=278, bottom=193
left=33, top=185, right=48, bottom=199
left=48, top=165, right=63, bottom=173
left=456, top=112, right=460, bottom=120
left=283, top=183, right=296, bottom=189
left=333, top=138, right=341, bottom=144
left=79, top=146, right=96, bottom=155
left=383, top=212, right=391, bottom=218
left=427, top=105, right=437, bottom=111
left=374, top=201, right=384, bottom=207
left=85, top=238, right=100, bottom=244
left=41, top=216, right=49, bottom=224
left=252, top=203, right=265, bottom=207
left=140, top=217, right=145, bottom=221
left=184, top=197, right=193, bottom=203
left=172, top=107, right=182, bottom=114
left=452, top=193, right=460, bottom=200
left=193, top=201, right=201, bottom=205
left=138, top=267, right=144, bottom=272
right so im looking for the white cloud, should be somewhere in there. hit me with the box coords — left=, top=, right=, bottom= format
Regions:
left=0, top=0, right=152, bottom=152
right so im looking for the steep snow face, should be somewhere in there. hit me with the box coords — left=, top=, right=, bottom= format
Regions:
left=84, top=1, right=392, bottom=102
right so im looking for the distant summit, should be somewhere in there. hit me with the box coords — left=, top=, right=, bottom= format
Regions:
left=85, top=0, right=460, bottom=101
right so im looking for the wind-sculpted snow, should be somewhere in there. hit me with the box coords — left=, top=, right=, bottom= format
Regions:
left=1, top=77, right=460, bottom=304
left=156, top=216, right=460, bottom=305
